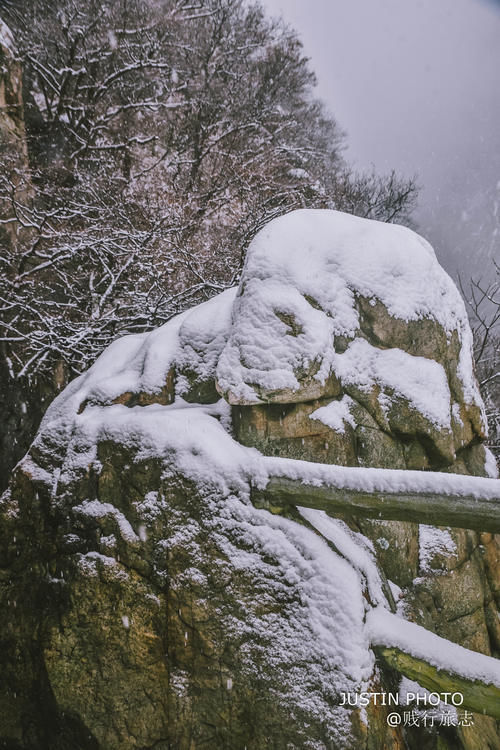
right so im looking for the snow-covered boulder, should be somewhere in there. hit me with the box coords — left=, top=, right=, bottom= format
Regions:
left=219, top=210, right=488, bottom=477
left=1, top=209, right=499, bottom=749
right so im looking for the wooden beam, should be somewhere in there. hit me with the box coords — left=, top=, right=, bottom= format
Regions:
left=367, top=608, right=500, bottom=719
left=252, top=467, right=500, bottom=533
left=374, top=645, right=500, bottom=719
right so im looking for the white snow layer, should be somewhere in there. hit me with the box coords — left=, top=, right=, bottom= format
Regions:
left=333, top=339, right=452, bottom=428
left=298, top=508, right=386, bottom=607
left=309, top=395, right=356, bottom=433
left=37, top=287, right=237, bottom=432
left=73, top=499, right=140, bottom=544
left=216, top=209, right=482, bottom=416
left=419, top=525, right=457, bottom=573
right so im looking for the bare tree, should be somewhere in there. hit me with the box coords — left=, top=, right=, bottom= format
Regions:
left=461, top=263, right=500, bottom=462
left=0, top=0, right=418, bottom=484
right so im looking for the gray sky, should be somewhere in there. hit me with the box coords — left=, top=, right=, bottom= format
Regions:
left=263, top=0, right=500, bottom=280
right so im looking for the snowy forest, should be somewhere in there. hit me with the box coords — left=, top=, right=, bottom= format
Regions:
left=1, top=1, right=500, bottom=749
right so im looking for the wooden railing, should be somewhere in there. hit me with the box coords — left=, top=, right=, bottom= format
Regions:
left=252, top=459, right=500, bottom=533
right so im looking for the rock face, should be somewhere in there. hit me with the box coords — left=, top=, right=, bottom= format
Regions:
left=1, top=210, right=499, bottom=749
left=0, top=17, right=29, bottom=209
left=0, top=19, right=25, bottom=149
left=0, top=16, right=42, bottom=493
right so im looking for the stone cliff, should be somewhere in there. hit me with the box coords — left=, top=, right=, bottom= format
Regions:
left=1, top=209, right=499, bottom=749
left=0, top=16, right=61, bottom=495
left=0, top=16, right=29, bottom=220
left=0, top=18, right=26, bottom=154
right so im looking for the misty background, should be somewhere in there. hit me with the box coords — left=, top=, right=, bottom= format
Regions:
left=264, top=0, right=500, bottom=283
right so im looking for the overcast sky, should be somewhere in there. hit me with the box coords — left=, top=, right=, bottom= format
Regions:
left=263, top=0, right=500, bottom=280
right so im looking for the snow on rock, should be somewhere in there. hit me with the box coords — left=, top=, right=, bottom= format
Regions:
left=298, top=508, right=386, bottom=607
left=19, top=280, right=395, bottom=740
left=55, top=399, right=263, bottom=498
left=176, top=287, right=237, bottom=397
left=24, top=402, right=378, bottom=741
left=215, top=209, right=483, bottom=419
left=76, top=550, right=129, bottom=580
left=419, top=525, right=457, bottom=573
left=73, top=499, right=140, bottom=544
left=210, top=495, right=375, bottom=713
left=309, top=394, right=356, bottom=433
left=35, top=288, right=237, bottom=453
left=333, top=339, right=452, bottom=429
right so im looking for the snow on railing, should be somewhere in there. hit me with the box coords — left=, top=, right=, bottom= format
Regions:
left=252, top=457, right=500, bottom=533
left=367, top=607, right=500, bottom=719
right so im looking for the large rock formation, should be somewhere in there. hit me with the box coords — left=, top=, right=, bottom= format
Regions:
left=1, top=209, right=499, bottom=749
